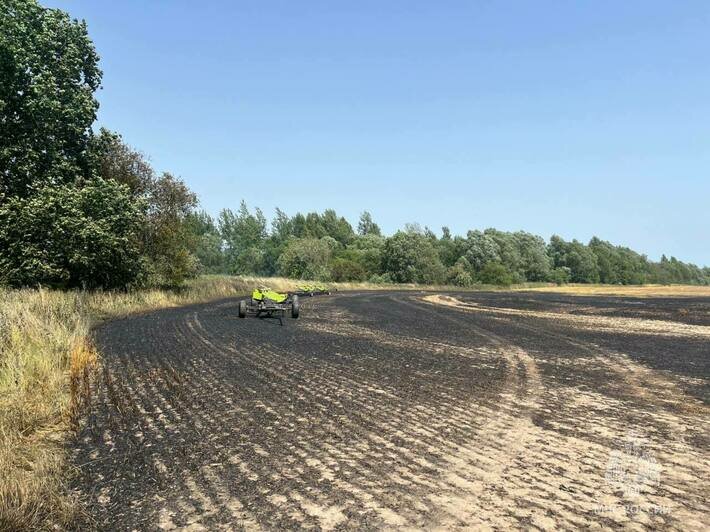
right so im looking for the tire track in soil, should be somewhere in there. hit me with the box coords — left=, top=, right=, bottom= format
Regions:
left=72, top=292, right=710, bottom=531
left=418, top=294, right=710, bottom=530
left=179, top=311, right=528, bottom=528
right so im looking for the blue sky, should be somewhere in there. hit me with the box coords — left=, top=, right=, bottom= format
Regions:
left=48, top=1, right=710, bottom=265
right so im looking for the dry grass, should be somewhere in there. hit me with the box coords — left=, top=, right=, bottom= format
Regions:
left=0, top=289, right=92, bottom=530
left=519, top=283, right=710, bottom=298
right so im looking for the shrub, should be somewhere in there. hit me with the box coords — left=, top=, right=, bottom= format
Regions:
left=550, top=267, right=571, bottom=285
left=277, top=238, right=332, bottom=280
left=477, top=262, right=515, bottom=286
left=331, top=258, right=367, bottom=282
left=446, top=257, right=474, bottom=287
left=0, top=179, right=144, bottom=289
left=382, top=231, right=446, bottom=284
left=369, top=273, right=393, bottom=284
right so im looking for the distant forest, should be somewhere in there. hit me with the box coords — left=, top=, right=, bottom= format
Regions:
left=177, top=205, right=710, bottom=287
left=2, top=0, right=708, bottom=290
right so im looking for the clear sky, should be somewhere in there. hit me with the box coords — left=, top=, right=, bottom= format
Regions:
left=47, top=1, right=710, bottom=265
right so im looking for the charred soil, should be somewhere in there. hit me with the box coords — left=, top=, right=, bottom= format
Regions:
left=71, top=291, right=709, bottom=530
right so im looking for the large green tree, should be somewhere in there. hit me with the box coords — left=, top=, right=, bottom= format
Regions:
left=277, top=237, right=333, bottom=280
left=143, top=173, right=199, bottom=286
left=87, top=128, right=154, bottom=196
left=357, top=211, right=381, bottom=236
left=512, top=231, right=552, bottom=282
left=588, top=237, right=648, bottom=285
left=219, top=201, right=268, bottom=275
left=438, top=227, right=468, bottom=268
left=548, top=235, right=599, bottom=283
left=382, top=231, right=445, bottom=284
left=297, top=210, right=355, bottom=245
left=0, top=179, right=144, bottom=288
left=463, top=230, right=501, bottom=271
left=1, top=0, right=101, bottom=197
left=185, top=211, right=225, bottom=274
left=343, top=233, right=386, bottom=279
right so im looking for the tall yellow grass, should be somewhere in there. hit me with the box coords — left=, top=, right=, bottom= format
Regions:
left=0, top=288, right=90, bottom=530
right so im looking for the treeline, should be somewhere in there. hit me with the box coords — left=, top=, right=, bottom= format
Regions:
left=185, top=205, right=710, bottom=287
left=1, top=0, right=708, bottom=290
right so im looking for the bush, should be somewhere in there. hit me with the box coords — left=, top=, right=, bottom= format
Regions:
left=382, top=231, right=445, bottom=284
left=446, top=257, right=474, bottom=287
left=277, top=238, right=332, bottom=280
left=369, top=273, right=393, bottom=284
left=0, top=179, right=144, bottom=289
left=550, top=267, right=571, bottom=285
left=477, top=262, right=515, bottom=286
left=331, top=258, right=367, bottom=282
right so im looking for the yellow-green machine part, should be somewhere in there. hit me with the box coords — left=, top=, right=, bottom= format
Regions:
left=252, top=288, right=288, bottom=303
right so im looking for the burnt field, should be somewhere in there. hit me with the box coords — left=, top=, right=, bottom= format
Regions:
left=72, top=291, right=709, bottom=530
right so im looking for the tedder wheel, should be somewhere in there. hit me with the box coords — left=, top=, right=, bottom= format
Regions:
left=238, top=300, right=247, bottom=318
left=291, top=295, right=300, bottom=319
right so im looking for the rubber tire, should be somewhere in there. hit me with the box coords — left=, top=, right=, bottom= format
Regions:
left=238, top=300, right=247, bottom=318
left=291, top=295, right=300, bottom=319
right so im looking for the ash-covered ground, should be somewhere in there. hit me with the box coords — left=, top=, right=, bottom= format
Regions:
left=71, top=291, right=709, bottom=530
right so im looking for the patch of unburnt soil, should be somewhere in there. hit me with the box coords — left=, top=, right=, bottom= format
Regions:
left=71, top=291, right=709, bottom=530
left=458, top=291, right=710, bottom=326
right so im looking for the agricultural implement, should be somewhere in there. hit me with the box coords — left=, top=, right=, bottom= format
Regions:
left=295, top=284, right=332, bottom=297
left=238, top=288, right=300, bottom=325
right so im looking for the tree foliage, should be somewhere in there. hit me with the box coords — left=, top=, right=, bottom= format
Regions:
left=277, top=238, right=333, bottom=280
left=588, top=237, right=648, bottom=285
left=219, top=201, right=267, bottom=275
left=548, top=235, right=599, bottom=283
left=463, top=230, right=501, bottom=271
left=185, top=211, right=225, bottom=274
left=446, top=257, right=474, bottom=287
left=182, top=201, right=710, bottom=287
left=0, top=0, right=207, bottom=289
left=331, top=258, right=367, bottom=282
left=382, top=231, right=445, bottom=284
left=142, top=173, right=199, bottom=286
left=87, top=128, right=154, bottom=195
left=0, top=179, right=144, bottom=288
left=1, top=3, right=708, bottom=290
left=478, top=262, right=515, bottom=286
left=358, top=211, right=381, bottom=236
left=1, top=0, right=101, bottom=196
